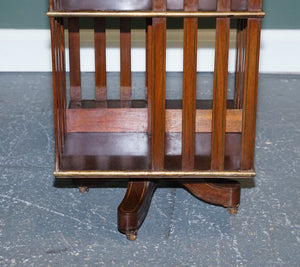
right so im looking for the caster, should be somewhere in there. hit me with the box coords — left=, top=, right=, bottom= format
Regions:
left=78, top=186, right=89, bottom=194
left=126, top=231, right=138, bottom=241
left=118, top=181, right=156, bottom=241
left=227, top=206, right=239, bottom=215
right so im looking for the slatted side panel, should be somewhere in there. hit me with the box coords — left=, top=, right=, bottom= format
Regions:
left=182, top=0, right=198, bottom=171
left=94, top=18, right=107, bottom=101
left=146, top=19, right=153, bottom=134
left=68, top=18, right=81, bottom=101
left=120, top=18, right=132, bottom=100
left=210, top=0, right=230, bottom=170
left=50, top=17, right=66, bottom=169
left=151, top=0, right=167, bottom=170
left=234, top=19, right=247, bottom=109
left=241, top=0, right=262, bottom=169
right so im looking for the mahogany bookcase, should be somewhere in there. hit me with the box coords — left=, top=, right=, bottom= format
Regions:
left=48, top=0, right=264, bottom=240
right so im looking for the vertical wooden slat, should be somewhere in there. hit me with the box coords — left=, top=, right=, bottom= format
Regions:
left=68, top=17, right=81, bottom=101
left=57, top=19, right=66, bottom=155
left=151, top=0, right=167, bottom=170
left=120, top=18, right=132, bottom=100
left=234, top=19, right=242, bottom=108
left=54, top=19, right=61, bottom=151
left=94, top=18, right=107, bottom=101
left=146, top=19, right=153, bottom=134
left=182, top=0, right=198, bottom=170
left=241, top=18, right=261, bottom=170
left=234, top=19, right=247, bottom=109
left=50, top=17, right=60, bottom=170
left=211, top=1, right=230, bottom=170
left=145, top=18, right=152, bottom=90
left=49, top=0, right=54, bottom=11
left=57, top=18, right=65, bottom=150
left=217, top=0, right=231, bottom=10
left=55, top=19, right=64, bottom=156
left=248, top=0, right=263, bottom=11
left=59, top=18, right=66, bottom=140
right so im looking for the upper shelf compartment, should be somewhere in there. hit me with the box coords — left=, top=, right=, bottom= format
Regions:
left=51, top=0, right=249, bottom=12
left=48, top=0, right=264, bottom=18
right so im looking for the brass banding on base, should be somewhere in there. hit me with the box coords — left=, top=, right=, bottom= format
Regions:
left=54, top=170, right=256, bottom=178
left=47, top=11, right=265, bottom=18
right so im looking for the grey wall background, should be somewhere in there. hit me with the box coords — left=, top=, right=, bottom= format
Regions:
left=0, top=0, right=299, bottom=29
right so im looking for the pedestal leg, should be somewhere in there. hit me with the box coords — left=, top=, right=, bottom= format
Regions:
left=182, top=179, right=240, bottom=215
left=118, top=181, right=156, bottom=240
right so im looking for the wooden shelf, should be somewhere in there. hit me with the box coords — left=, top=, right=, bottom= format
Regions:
left=59, top=132, right=244, bottom=173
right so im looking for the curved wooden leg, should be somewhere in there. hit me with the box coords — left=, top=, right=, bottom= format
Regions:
left=182, top=179, right=240, bottom=214
left=118, top=181, right=156, bottom=240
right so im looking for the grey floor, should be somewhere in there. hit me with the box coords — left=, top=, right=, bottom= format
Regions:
left=0, top=73, right=299, bottom=266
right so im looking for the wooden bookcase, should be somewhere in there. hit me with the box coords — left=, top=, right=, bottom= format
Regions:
left=48, top=0, right=264, bottom=240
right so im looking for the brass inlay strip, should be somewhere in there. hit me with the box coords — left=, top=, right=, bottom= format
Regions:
left=54, top=170, right=256, bottom=178
left=47, top=11, right=265, bottom=18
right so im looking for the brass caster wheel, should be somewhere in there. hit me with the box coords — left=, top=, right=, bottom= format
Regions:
left=78, top=186, right=89, bottom=194
left=227, top=206, right=239, bottom=215
left=126, top=231, right=138, bottom=241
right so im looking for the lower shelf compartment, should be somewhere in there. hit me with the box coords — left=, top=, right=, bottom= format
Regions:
left=59, top=132, right=247, bottom=177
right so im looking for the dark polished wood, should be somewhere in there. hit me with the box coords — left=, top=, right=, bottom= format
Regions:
left=50, top=17, right=60, bottom=169
left=50, top=17, right=67, bottom=169
left=59, top=18, right=67, bottom=151
left=60, top=133, right=242, bottom=171
left=234, top=19, right=247, bottom=109
left=211, top=1, right=230, bottom=171
left=65, top=100, right=242, bottom=133
left=68, top=17, right=81, bottom=101
left=118, top=181, right=156, bottom=240
left=49, top=0, right=263, bottom=240
left=151, top=18, right=166, bottom=170
left=183, top=179, right=240, bottom=210
left=217, top=0, right=230, bottom=10
left=249, top=0, right=263, bottom=11
left=94, top=18, right=107, bottom=101
left=146, top=19, right=153, bottom=134
left=182, top=0, right=198, bottom=171
left=120, top=18, right=132, bottom=100
left=241, top=18, right=261, bottom=170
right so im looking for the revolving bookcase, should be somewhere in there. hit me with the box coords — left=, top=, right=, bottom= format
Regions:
left=48, top=0, right=264, bottom=240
